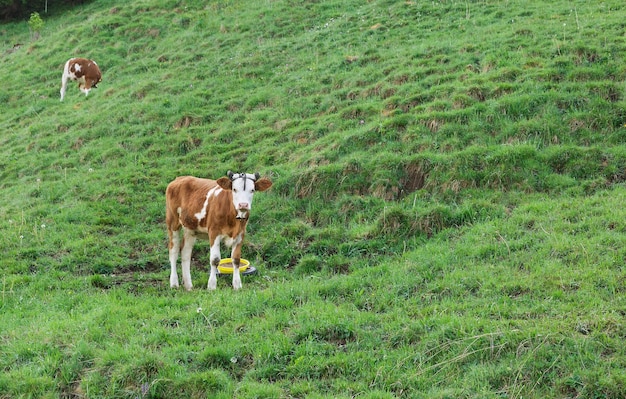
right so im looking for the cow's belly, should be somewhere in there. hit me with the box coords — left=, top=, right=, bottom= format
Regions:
left=182, top=227, right=242, bottom=247
left=69, top=74, right=86, bottom=83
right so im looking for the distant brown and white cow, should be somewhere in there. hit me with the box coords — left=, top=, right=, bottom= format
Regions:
left=60, top=57, right=102, bottom=101
left=166, top=171, right=272, bottom=290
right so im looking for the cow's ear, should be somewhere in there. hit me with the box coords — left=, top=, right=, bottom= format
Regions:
left=255, top=177, right=272, bottom=192
left=217, top=177, right=232, bottom=190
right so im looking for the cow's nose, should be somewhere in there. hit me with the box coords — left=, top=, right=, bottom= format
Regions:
left=238, top=203, right=249, bottom=210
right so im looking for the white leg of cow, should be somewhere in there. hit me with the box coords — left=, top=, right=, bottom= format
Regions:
left=169, top=230, right=181, bottom=288
left=208, top=237, right=221, bottom=290
left=60, top=75, right=68, bottom=101
left=232, top=266, right=242, bottom=290
left=181, top=229, right=196, bottom=291
left=231, top=247, right=242, bottom=290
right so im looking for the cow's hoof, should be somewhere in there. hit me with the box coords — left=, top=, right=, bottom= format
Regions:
left=170, top=276, right=180, bottom=288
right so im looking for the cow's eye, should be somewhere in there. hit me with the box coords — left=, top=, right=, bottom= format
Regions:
left=233, top=189, right=238, bottom=193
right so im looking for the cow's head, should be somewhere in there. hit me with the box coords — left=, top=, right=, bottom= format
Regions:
left=217, top=171, right=272, bottom=219
left=86, top=69, right=102, bottom=90
left=91, top=76, right=102, bottom=89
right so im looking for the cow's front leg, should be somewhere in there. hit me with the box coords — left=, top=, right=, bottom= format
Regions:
left=208, top=236, right=221, bottom=290
left=181, top=229, right=196, bottom=291
left=231, top=244, right=243, bottom=290
left=79, top=83, right=89, bottom=96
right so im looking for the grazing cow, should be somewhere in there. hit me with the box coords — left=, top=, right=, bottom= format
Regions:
left=60, top=57, right=102, bottom=101
left=166, top=171, right=272, bottom=290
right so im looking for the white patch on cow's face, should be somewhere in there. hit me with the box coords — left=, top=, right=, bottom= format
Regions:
left=74, top=63, right=82, bottom=73
left=231, top=173, right=257, bottom=219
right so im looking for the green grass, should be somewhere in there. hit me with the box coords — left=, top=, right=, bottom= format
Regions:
left=1, top=0, right=626, bottom=397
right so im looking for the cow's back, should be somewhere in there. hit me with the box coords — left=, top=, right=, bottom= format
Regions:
left=166, top=176, right=216, bottom=229
left=167, top=176, right=216, bottom=201
left=68, top=58, right=101, bottom=78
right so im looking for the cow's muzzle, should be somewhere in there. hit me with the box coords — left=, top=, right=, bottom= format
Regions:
left=236, top=203, right=250, bottom=219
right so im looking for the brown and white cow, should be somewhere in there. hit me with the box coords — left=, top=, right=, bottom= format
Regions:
left=60, top=57, right=102, bottom=101
left=166, top=171, right=272, bottom=290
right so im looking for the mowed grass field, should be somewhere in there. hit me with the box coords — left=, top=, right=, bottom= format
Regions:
left=1, top=0, right=626, bottom=397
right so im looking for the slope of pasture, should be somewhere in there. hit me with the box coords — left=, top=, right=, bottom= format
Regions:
left=1, top=0, right=626, bottom=273
left=1, top=189, right=626, bottom=398
left=1, top=0, right=626, bottom=397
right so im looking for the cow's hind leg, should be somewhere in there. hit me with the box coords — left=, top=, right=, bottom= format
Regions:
left=181, top=228, right=196, bottom=291
left=168, top=228, right=181, bottom=288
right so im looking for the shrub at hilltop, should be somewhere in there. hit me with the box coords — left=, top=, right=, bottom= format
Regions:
left=0, top=0, right=93, bottom=20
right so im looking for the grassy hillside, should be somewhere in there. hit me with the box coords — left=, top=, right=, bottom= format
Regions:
left=1, top=0, right=626, bottom=397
